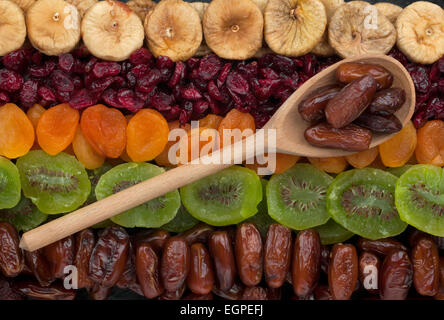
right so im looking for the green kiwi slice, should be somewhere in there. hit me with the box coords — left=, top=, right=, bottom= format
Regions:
left=267, top=164, right=333, bottom=230
left=180, top=165, right=262, bottom=226
left=387, top=165, right=413, bottom=177
left=161, top=205, right=199, bottom=233
left=0, top=195, right=48, bottom=232
left=327, top=168, right=407, bottom=240
left=95, top=162, right=181, bottom=228
left=0, top=156, right=21, bottom=209
left=17, top=150, right=91, bottom=214
left=395, top=165, right=444, bottom=237
left=314, top=219, right=354, bottom=245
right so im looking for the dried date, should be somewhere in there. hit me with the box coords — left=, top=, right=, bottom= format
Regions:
left=74, top=229, right=95, bottom=289
left=412, top=238, right=439, bottom=296
left=43, top=235, right=74, bottom=279
left=160, top=236, right=190, bottom=292
left=187, top=243, right=214, bottom=295
left=328, top=244, right=358, bottom=300
left=208, top=231, right=236, bottom=291
left=0, top=222, right=23, bottom=277
left=336, top=63, right=393, bottom=90
left=354, top=113, right=402, bottom=134
left=368, top=88, right=406, bottom=115
left=298, top=85, right=341, bottom=123
left=264, top=224, right=292, bottom=288
left=357, top=238, right=407, bottom=257
left=235, top=223, right=263, bottom=287
left=359, top=251, right=380, bottom=294
left=379, top=250, right=412, bottom=300
left=136, top=242, right=163, bottom=299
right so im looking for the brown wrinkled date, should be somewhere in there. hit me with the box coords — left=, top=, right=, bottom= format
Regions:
left=336, top=63, right=394, bottom=90
left=241, top=286, right=268, bottom=300
left=264, top=224, right=292, bottom=288
left=354, top=113, right=402, bottom=134
left=135, top=229, right=170, bottom=254
left=212, top=281, right=244, bottom=300
left=208, top=231, right=236, bottom=291
left=0, top=222, right=23, bottom=277
left=158, top=283, right=186, bottom=300
left=160, top=236, right=190, bottom=292
left=88, top=226, right=130, bottom=287
left=359, top=251, right=380, bottom=294
left=325, top=75, right=377, bottom=129
left=368, top=88, right=406, bottom=115
left=24, top=250, right=54, bottom=286
left=412, top=238, right=439, bottom=296
left=379, top=250, right=413, bottom=300
left=357, top=238, right=407, bottom=256
left=304, top=122, right=372, bottom=151
left=181, top=223, right=214, bottom=245
left=13, top=281, right=76, bottom=300
left=136, top=242, right=163, bottom=299
left=43, top=235, right=74, bottom=279
left=116, top=241, right=143, bottom=296
left=74, top=229, right=95, bottom=289
left=298, top=85, right=342, bottom=123
left=292, top=229, right=321, bottom=298
left=328, top=244, right=358, bottom=300
left=187, top=243, right=214, bottom=295
left=235, top=223, right=263, bottom=287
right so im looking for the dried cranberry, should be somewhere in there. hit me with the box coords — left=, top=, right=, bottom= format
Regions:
left=439, top=79, right=444, bottom=95
left=236, top=62, right=258, bottom=81
left=251, top=110, right=271, bottom=129
left=29, top=60, right=56, bottom=78
left=120, top=61, right=133, bottom=75
left=89, top=77, right=115, bottom=93
left=430, top=62, right=440, bottom=82
left=198, top=54, right=223, bottom=81
left=413, top=111, right=427, bottom=129
left=187, top=57, right=200, bottom=70
left=135, top=90, right=149, bottom=103
left=51, top=70, right=74, bottom=92
left=37, top=86, right=57, bottom=102
left=112, top=76, right=126, bottom=89
left=102, top=89, right=120, bottom=108
left=137, top=69, right=161, bottom=93
left=55, top=90, right=71, bottom=103
left=156, top=56, right=174, bottom=70
left=407, top=64, right=431, bottom=94
left=303, top=54, right=317, bottom=77
left=84, top=57, right=98, bottom=73
left=150, top=92, right=175, bottom=111
left=31, top=51, right=43, bottom=66
left=259, top=68, right=280, bottom=80
left=193, top=77, right=208, bottom=92
left=203, top=93, right=222, bottom=115
left=72, top=46, right=90, bottom=59
left=129, top=48, right=153, bottom=65
left=251, top=79, right=280, bottom=100
left=179, top=101, right=193, bottom=124
left=181, top=86, right=202, bottom=101
left=226, top=71, right=249, bottom=95
left=72, top=60, right=85, bottom=74
left=0, top=91, right=10, bottom=104
left=3, top=49, right=29, bottom=73
left=163, top=105, right=181, bottom=121
left=168, top=62, right=186, bottom=88
left=208, top=80, right=224, bottom=102
left=117, top=89, right=144, bottom=112
left=192, top=100, right=209, bottom=116
left=69, top=89, right=97, bottom=110
left=84, top=73, right=95, bottom=89
left=0, top=69, right=23, bottom=92
left=126, top=72, right=137, bottom=88
left=72, top=75, right=83, bottom=90
left=92, top=62, right=121, bottom=78
left=131, top=64, right=150, bottom=79
left=388, top=48, right=408, bottom=66
left=159, top=68, right=172, bottom=82
left=58, top=54, right=75, bottom=73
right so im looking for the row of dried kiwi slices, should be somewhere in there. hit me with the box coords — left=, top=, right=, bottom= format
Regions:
left=0, top=150, right=442, bottom=244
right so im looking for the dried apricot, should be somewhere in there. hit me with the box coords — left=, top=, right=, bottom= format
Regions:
left=155, top=121, right=190, bottom=167
left=345, top=147, right=379, bottom=169
left=72, top=127, right=105, bottom=170
left=379, top=121, right=417, bottom=168
left=36, top=104, right=79, bottom=156
left=199, top=114, right=223, bottom=130
left=80, top=105, right=127, bottom=159
left=177, top=127, right=219, bottom=165
left=415, top=120, right=444, bottom=167
left=27, top=104, right=45, bottom=130
left=0, top=103, right=34, bottom=159
left=308, top=157, right=348, bottom=174
left=218, top=109, right=255, bottom=148
left=245, top=153, right=300, bottom=176
left=126, top=109, right=169, bottom=162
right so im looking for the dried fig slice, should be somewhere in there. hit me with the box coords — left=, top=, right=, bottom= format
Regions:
left=374, top=2, right=402, bottom=24
left=312, top=0, right=344, bottom=57
left=66, top=0, right=97, bottom=18
left=252, top=0, right=268, bottom=14
left=396, top=1, right=444, bottom=65
left=189, top=2, right=211, bottom=57
left=145, top=0, right=202, bottom=61
left=328, top=1, right=396, bottom=58
left=203, top=0, right=263, bottom=60
left=127, top=0, right=156, bottom=21
left=10, top=0, right=35, bottom=12
left=264, top=0, right=327, bottom=57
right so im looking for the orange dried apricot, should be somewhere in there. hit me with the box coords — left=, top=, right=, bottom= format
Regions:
left=177, top=127, right=219, bottom=165
left=27, top=104, right=45, bottom=129
left=245, top=153, right=300, bottom=176
left=218, top=109, right=255, bottom=147
left=0, top=103, right=35, bottom=159
left=36, top=104, right=79, bottom=155
left=155, top=121, right=190, bottom=167
left=415, top=120, right=444, bottom=166
left=80, top=104, right=127, bottom=158
left=72, top=127, right=105, bottom=170
left=199, top=114, right=223, bottom=129
left=379, top=121, right=417, bottom=167
left=126, top=109, right=169, bottom=162
left=308, top=156, right=348, bottom=174
left=345, top=147, right=379, bottom=168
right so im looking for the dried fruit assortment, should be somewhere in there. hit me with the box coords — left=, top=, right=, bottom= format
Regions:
left=0, top=0, right=442, bottom=302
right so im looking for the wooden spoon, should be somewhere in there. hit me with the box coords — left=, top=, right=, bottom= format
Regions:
left=20, top=54, right=415, bottom=251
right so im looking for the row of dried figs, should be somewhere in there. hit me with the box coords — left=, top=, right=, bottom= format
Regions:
left=1, top=221, right=443, bottom=300
left=301, top=62, right=406, bottom=151
left=2, top=0, right=443, bottom=64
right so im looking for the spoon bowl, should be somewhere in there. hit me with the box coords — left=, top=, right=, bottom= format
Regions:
left=265, top=54, right=415, bottom=157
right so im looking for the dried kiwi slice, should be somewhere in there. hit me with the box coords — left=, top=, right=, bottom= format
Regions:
left=180, top=166, right=262, bottom=226
left=395, top=165, right=444, bottom=237
left=327, top=168, right=407, bottom=240
left=96, top=162, right=180, bottom=228
left=0, top=195, right=48, bottom=232
left=161, top=205, right=199, bottom=233
left=0, top=156, right=21, bottom=209
left=17, top=150, right=91, bottom=214
left=267, top=164, right=332, bottom=230
left=314, top=218, right=354, bottom=245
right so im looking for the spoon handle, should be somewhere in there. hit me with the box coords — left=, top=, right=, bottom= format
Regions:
left=20, top=134, right=264, bottom=252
